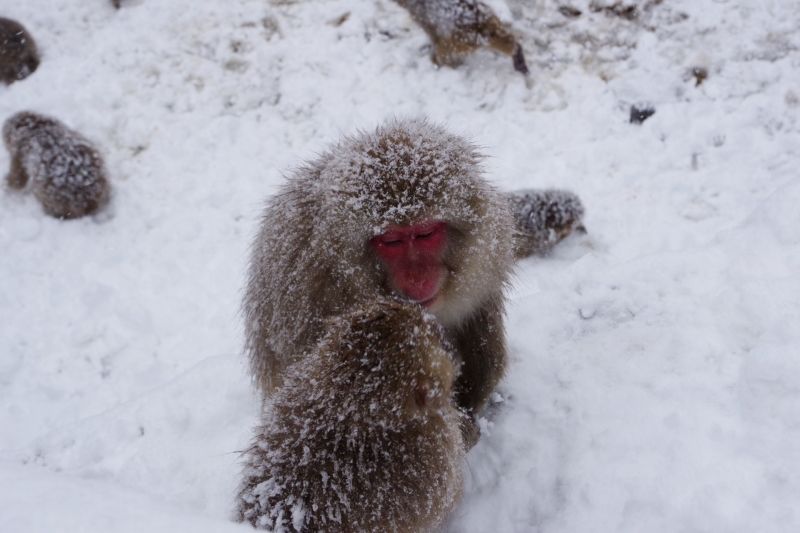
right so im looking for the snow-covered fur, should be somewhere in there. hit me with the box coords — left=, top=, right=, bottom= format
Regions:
left=3, top=111, right=110, bottom=219
left=509, top=188, right=585, bottom=258
left=236, top=300, right=465, bottom=532
left=244, top=118, right=515, bottom=405
left=0, top=18, right=39, bottom=85
left=393, top=0, right=528, bottom=73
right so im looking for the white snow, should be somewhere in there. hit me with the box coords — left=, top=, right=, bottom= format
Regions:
left=1, top=0, right=799, bottom=531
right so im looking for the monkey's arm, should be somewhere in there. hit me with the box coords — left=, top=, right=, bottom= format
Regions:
left=451, top=297, right=506, bottom=414
left=5, top=154, right=29, bottom=189
left=509, top=189, right=586, bottom=259
left=450, top=297, right=506, bottom=447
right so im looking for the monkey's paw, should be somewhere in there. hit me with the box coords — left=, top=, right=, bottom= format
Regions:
left=459, top=410, right=481, bottom=450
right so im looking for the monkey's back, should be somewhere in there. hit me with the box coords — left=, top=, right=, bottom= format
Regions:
left=239, top=402, right=463, bottom=531
left=397, top=0, right=492, bottom=44
left=393, top=0, right=527, bottom=71
left=4, top=112, right=109, bottom=219
left=510, top=189, right=586, bottom=258
left=237, top=303, right=465, bottom=532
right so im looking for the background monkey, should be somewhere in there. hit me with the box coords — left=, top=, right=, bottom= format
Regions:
left=0, top=17, right=39, bottom=85
left=244, top=118, right=516, bottom=442
left=236, top=300, right=464, bottom=531
left=393, top=0, right=529, bottom=74
left=510, top=188, right=586, bottom=259
left=3, top=111, right=110, bottom=219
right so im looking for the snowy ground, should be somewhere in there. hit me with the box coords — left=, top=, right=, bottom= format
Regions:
left=1, top=0, right=799, bottom=531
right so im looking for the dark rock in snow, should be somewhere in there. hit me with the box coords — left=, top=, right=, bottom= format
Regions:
left=629, top=104, right=656, bottom=124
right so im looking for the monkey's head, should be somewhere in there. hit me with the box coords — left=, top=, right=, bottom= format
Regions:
left=323, top=300, right=458, bottom=421
left=0, top=18, right=39, bottom=82
left=315, top=118, right=515, bottom=327
left=246, top=118, right=515, bottom=392
left=3, top=111, right=48, bottom=148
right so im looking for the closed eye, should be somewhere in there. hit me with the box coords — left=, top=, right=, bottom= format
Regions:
left=414, top=222, right=446, bottom=240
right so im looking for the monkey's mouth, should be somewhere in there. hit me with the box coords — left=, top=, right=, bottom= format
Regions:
left=416, top=293, right=439, bottom=308
left=393, top=290, right=439, bottom=308
left=393, top=265, right=445, bottom=305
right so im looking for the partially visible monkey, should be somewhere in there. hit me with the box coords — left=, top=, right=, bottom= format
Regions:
left=393, top=0, right=529, bottom=74
left=244, top=118, right=515, bottom=445
left=236, top=300, right=464, bottom=532
left=3, top=111, right=110, bottom=219
left=0, top=18, right=39, bottom=85
left=509, top=189, right=586, bottom=259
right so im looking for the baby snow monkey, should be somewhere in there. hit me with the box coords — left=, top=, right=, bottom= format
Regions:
left=236, top=300, right=465, bottom=532
left=510, top=189, right=586, bottom=258
left=394, top=0, right=529, bottom=74
left=3, top=111, right=110, bottom=219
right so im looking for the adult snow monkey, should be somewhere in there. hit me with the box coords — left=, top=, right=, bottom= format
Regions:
left=243, top=118, right=584, bottom=446
left=393, top=0, right=530, bottom=74
left=0, top=17, right=39, bottom=85
left=3, top=111, right=110, bottom=219
left=236, top=300, right=464, bottom=532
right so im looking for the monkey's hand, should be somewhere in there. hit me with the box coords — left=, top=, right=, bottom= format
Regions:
left=512, top=44, right=529, bottom=75
left=509, top=189, right=586, bottom=259
left=459, top=409, right=481, bottom=450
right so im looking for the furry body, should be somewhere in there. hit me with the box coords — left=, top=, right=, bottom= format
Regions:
left=510, top=189, right=586, bottom=258
left=3, top=111, right=110, bottom=219
left=394, top=0, right=529, bottom=73
left=236, top=301, right=464, bottom=532
left=244, top=118, right=515, bottom=419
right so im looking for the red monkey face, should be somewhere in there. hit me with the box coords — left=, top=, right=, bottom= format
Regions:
left=370, top=221, right=448, bottom=308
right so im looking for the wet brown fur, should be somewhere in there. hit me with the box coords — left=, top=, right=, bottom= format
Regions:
left=394, top=0, right=529, bottom=74
left=244, top=119, right=515, bottom=446
left=509, top=189, right=586, bottom=259
left=3, top=111, right=110, bottom=219
left=236, top=300, right=464, bottom=531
